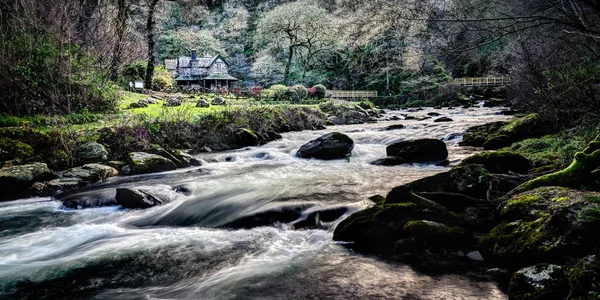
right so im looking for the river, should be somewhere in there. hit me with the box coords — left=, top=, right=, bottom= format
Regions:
left=0, top=106, right=512, bottom=299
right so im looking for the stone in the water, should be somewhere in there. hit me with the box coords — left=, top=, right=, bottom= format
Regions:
left=427, top=112, right=441, bottom=116
left=234, top=128, right=261, bottom=148
left=115, top=188, right=165, bottom=209
left=370, top=156, right=406, bottom=166
left=467, top=251, right=484, bottom=261
left=62, top=163, right=118, bottom=182
left=127, top=152, right=177, bottom=175
left=386, top=139, right=448, bottom=163
left=382, top=124, right=404, bottom=131
left=434, top=117, right=453, bottom=122
left=296, top=132, right=354, bottom=160
left=78, top=142, right=108, bottom=164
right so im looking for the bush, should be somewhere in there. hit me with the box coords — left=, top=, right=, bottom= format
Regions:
left=290, top=85, right=308, bottom=102
left=270, top=84, right=290, bottom=101
left=0, top=138, right=34, bottom=162
left=313, top=84, right=327, bottom=98
left=249, top=86, right=263, bottom=101
left=358, top=100, right=374, bottom=110
left=152, top=66, right=173, bottom=91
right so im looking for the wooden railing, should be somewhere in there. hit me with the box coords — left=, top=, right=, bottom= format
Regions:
left=450, top=76, right=512, bottom=87
left=330, top=90, right=378, bottom=99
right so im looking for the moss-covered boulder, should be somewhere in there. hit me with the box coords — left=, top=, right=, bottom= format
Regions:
left=48, top=150, right=70, bottom=170
left=480, top=187, right=600, bottom=268
left=77, top=142, right=108, bottom=164
left=386, top=139, right=448, bottom=163
left=127, top=152, right=177, bottom=175
left=402, top=220, right=468, bottom=248
left=483, top=114, right=552, bottom=150
left=115, top=187, right=166, bottom=209
left=233, top=128, right=262, bottom=148
left=148, top=145, right=201, bottom=168
left=459, top=121, right=508, bottom=147
left=296, top=132, right=354, bottom=160
left=0, top=163, right=56, bottom=201
left=0, top=138, right=34, bottom=162
left=508, top=264, right=568, bottom=300
left=387, top=164, right=490, bottom=201
left=460, top=151, right=531, bottom=174
left=62, top=164, right=118, bottom=183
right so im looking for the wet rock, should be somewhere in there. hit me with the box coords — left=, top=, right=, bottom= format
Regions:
left=483, top=99, right=507, bottom=108
left=78, top=142, right=108, bottom=164
left=104, top=161, right=128, bottom=173
left=296, top=132, right=354, bottom=160
left=196, top=99, right=210, bottom=108
left=459, top=121, right=508, bottom=147
left=233, top=128, right=262, bottom=148
left=0, top=163, right=56, bottom=200
left=404, top=116, right=416, bottom=120
left=482, top=114, right=553, bottom=150
left=115, top=188, right=165, bottom=209
left=292, top=206, right=348, bottom=229
left=370, top=156, right=406, bottom=166
left=62, top=164, right=118, bottom=183
left=382, top=124, right=404, bottom=131
left=460, top=151, right=531, bottom=174
left=498, top=109, right=518, bottom=116
left=390, top=116, right=401, bottom=121
left=149, top=145, right=201, bottom=168
left=386, top=139, right=448, bottom=163
left=325, top=105, right=371, bottom=125
left=211, top=96, right=226, bottom=105
left=59, top=190, right=118, bottom=209
left=127, top=152, right=177, bottom=175
left=387, top=164, right=490, bottom=201
left=480, top=187, right=600, bottom=268
left=434, top=117, right=453, bottom=122
left=508, top=264, right=568, bottom=300
left=222, top=204, right=314, bottom=229
left=427, top=112, right=441, bottom=116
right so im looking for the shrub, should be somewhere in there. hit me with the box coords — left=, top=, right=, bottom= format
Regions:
left=249, top=86, right=263, bottom=101
left=152, top=66, right=173, bottom=91
left=313, top=84, right=327, bottom=98
left=307, top=87, right=317, bottom=98
left=358, top=100, right=374, bottom=110
left=290, top=85, right=308, bottom=102
left=270, top=84, right=290, bottom=101
left=0, top=138, right=34, bottom=162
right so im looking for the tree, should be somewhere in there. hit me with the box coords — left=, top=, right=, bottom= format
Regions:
left=256, top=1, right=340, bottom=85
left=144, top=0, right=161, bottom=89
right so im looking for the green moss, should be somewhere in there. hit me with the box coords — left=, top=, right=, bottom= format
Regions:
left=460, top=151, right=531, bottom=174
left=403, top=220, right=465, bottom=237
left=500, top=113, right=540, bottom=134
left=0, top=138, right=34, bottom=162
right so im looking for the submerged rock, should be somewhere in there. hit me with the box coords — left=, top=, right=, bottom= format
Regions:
left=460, top=151, right=531, bottom=174
left=434, top=117, right=453, bottom=122
left=115, top=188, right=166, bottom=209
left=296, top=132, right=354, bottom=160
left=386, top=139, right=448, bottom=163
left=127, top=152, right=177, bottom=175
left=382, top=124, right=405, bottom=131
left=370, top=156, right=406, bottom=166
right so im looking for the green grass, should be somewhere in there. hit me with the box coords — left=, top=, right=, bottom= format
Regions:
left=505, top=133, right=588, bottom=168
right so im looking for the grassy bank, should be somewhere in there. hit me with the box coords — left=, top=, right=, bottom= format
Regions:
left=0, top=91, right=327, bottom=170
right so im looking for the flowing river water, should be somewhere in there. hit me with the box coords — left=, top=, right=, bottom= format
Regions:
left=1, top=106, right=513, bottom=300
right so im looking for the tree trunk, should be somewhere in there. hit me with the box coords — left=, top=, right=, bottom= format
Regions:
left=110, top=0, right=129, bottom=80
left=284, top=46, right=294, bottom=85
left=144, top=0, right=160, bottom=89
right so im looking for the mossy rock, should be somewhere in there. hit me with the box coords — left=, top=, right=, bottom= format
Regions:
left=508, top=264, right=568, bottom=300
left=333, top=202, right=461, bottom=256
left=386, top=164, right=490, bottom=201
left=77, top=142, right=108, bottom=164
left=483, top=114, right=553, bottom=150
left=459, top=121, right=508, bottom=147
left=127, top=152, right=177, bottom=175
left=403, top=220, right=469, bottom=249
left=0, top=138, right=34, bottom=162
left=0, top=163, right=56, bottom=201
left=479, top=187, right=600, bottom=268
left=460, top=151, right=531, bottom=174
left=386, top=139, right=448, bottom=163
left=233, top=128, right=261, bottom=148
left=48, top=150, right=70, bottom=170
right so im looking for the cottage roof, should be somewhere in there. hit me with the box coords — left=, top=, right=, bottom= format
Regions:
left=203, top=73, right=238, bottom=81
left=164, top=59, right=178, bottom=70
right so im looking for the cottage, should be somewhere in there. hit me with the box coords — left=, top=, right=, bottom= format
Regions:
left=164, top=51, right=239, bottom=90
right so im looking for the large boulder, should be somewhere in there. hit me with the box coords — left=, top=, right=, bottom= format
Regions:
left=78, top=142, right=108, bottom=164
left=482, top=114, right=553, bottom=150
left=0, top=138, right=34, bottom=162
left=479, top=187, right=600, bottom=268
left=62, top=164, right=119, bottom=182
left=115, top=188, right=165, bottom=209
left=127, top=152, right=177, bottom=175
left=459, top=121, right=508, bottom=147
left=370, top=156, right=406, bottom=166
left=387, top=164, right=490, bottom=201
left=148, top=145, right=201, bottom=168
left=296, top=132, right=354, bottom=160
left=233, top=128, right=262, bottom=148
left=0, top=163, right=56, bottom=200
left=386, top=139, right=448, bottom=163
left=508, top=264, right=568, bottom=300
left=164, top=94, right=184, bottom=107
left=460, top=151, right=531, bottom=174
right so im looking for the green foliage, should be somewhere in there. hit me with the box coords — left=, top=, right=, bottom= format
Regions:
left=151, top=66, right=173, bottom=91
left=313, top=84, right=327, bottom=98
left=289, top=85, right=308, bottom=103
left=269, top=85, right=290, bottom=101
left=357, top=100, right=374, bottom=110
left=0, top=138, right=34, bottom=162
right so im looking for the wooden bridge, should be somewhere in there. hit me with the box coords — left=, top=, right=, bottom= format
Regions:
left=450, top=76, right=512, bottom=87
left=330, top=90, right=378, bottom=99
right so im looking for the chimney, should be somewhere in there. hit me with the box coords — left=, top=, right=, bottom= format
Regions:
left=191, top=50, right=197, bottom=60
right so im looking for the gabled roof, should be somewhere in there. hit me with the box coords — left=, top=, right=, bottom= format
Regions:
left=164, top=59, right=178, bottom=70
left=173, top=55, right=229, bottom=69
